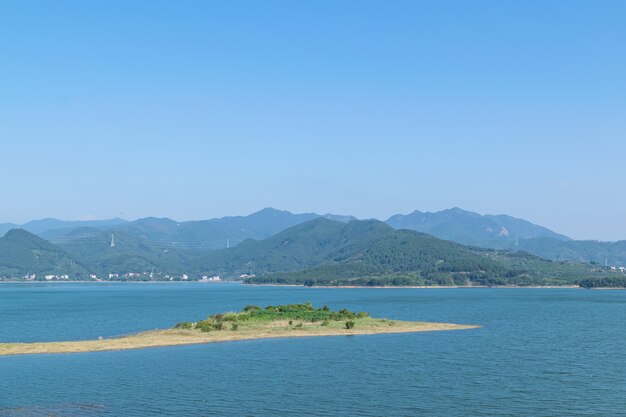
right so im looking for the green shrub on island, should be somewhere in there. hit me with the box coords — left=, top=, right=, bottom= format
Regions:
left=329, top=309, right=355, bottom=321
left=252, top=303, right=358, bottom=322
left=195, top=320, right=226, bottom=332
left=221, top=313, right=239, bottom=322
left=345, top=320, right=355, bottom=329
left=180, top=303, right=368, bottom=332
left=195, top=320, right=214, bottom=332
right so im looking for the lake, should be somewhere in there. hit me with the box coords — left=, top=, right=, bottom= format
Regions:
left=1, top=283, right=625, bottom=416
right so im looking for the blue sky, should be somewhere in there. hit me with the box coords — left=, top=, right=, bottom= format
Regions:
left=1, top=1, right=625, bottom=240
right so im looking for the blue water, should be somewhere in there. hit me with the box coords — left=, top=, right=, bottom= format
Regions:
left=1, top=283, right=625, bottom=416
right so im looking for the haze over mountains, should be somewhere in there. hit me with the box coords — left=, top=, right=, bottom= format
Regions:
left=0, top=216, right=614, bottom=286
left=386, top=207, right=570, bottom=247
left=0, top=218, right=127, bottom=237
left=0, top=207, right=568, bottom=247
left=1, top=207, right=626, bottom=272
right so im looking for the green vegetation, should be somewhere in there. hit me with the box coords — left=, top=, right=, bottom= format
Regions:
left=187, top=302, right=363, bottom=331
left=0, top=303, right=478, bottom=356
left=206, top=219, right=611, bottom=287
left=0, top=229, right=90, bottom=279
left=579, top=276, right=626, bottom=289
left=0, top=218, right=619, bottom=287
left=4, top=208, right=626, bottom=282
left=244, top=222, right=616, bottom=287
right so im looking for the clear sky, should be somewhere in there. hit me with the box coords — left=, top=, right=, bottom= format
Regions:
left=1, top=1, right=625, bottom=240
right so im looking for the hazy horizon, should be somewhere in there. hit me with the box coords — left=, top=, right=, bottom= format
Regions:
left=2, top=1, right=625, bottom=241
left=0, top=205, right=617, bottom=242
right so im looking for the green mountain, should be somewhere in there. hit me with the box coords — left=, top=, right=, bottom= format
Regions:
left=384, top=208, right=626, bottom=267
left=42, top=208, right=357, bottom=250
left=189, top=218, right=612, bottom=287
left=0, top=223, right=19, bottom=237
left=385, top=207, right=570, bottom=248
left=0, top=229, right=90, bottom=279
left=8, top=208, right=626, bottom=269
left=20, top=207, right=620, bottom=270
left=191, top=218, right=393, bottom=275
left=0, top=219, right=618, bottom=286
left=54, top=229, right=191, bottom=277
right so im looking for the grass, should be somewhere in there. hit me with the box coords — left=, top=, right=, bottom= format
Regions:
left=0, top=303, right=479, bottom=356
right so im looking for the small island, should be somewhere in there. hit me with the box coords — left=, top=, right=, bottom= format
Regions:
left=0, top=303, right=479, bottom=356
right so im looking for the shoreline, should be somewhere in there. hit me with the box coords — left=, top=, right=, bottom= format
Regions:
left=0, top=320, right=479, bottom=357
left=0, top=280, right=585, bottom=289
left=3, top=281, right=623, bottom=289
left=245, top=283, right=582, bottom=289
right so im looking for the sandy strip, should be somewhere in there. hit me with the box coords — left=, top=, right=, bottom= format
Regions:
left=0, top=321, right=479, bottom=356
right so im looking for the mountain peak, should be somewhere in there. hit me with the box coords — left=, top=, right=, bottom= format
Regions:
left=3, top=228, right=42, bottom=241
left=252, top=207, right=291, bottom=217
left=1, top=228, right=62, bottom=252
left=441, top=207, right=479, bottom=217
left=385, top=207, right=570, bottom=247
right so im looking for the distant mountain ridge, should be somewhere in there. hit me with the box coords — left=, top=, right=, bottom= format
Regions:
left=33, top=208, right=357, bottom=250
left=515, top=238, right=626, bottom=266
left=0, top=219, right=616, bottom=287
left=3, top=207, right=564, bottom=249
left=2, top=207, right=625, bottom=267
left=385, top=207, right=571, bottom=247
left=188, top=218, right=613, bottom=286
left=0, top=218, right=127, bottom=238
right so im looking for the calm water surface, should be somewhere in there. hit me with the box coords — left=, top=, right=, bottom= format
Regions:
left=0, top=283, right=625, bottom=416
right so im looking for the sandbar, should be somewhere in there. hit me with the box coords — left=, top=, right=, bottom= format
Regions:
left=0, top=318, right=478, bottom=356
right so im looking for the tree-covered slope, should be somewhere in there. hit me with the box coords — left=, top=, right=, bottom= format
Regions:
left=241, top=220, right=613, bottom=287
left=190, top=218, right=392, bottom=275
left=8, top=208, right=626, bottom=270
left=0, top=218, right=620, bottom=286
left=0, top=229, right=90, bottom=278
left=55, top=229, right=191, bottom=276
left=383, top=208, right=626, bottom=266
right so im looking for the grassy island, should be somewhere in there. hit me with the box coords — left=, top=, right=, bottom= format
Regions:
left=0, top=303, right=478, bottom=356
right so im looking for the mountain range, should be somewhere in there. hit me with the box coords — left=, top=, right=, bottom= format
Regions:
left=0, top=217, right=616, bottom=287
left=238, top=219, right=608, bottom=287
left=1, top=207, right=625, bottom=273
left=0, top=218, right=127, bottom=237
